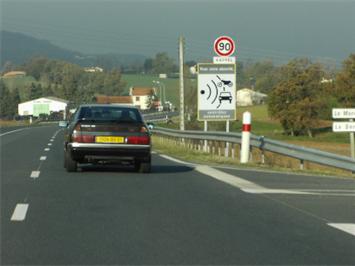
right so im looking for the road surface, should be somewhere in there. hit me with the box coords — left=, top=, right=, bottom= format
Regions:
left=1, top=125, right=355, bottom=265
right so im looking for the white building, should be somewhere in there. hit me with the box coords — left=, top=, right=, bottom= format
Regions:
left=129, top=87, right=156, bottom=110
left=236, top=88, right=268, bottom=106
left=18, top=97, right=68, bottom=117
left=84, top=67, right=104, bottom=73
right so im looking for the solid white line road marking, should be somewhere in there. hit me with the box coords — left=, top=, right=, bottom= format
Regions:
left=30, top=171, right=40, bottom=178
left=0, top=128, right=27, bottom=137
left=159, top=153, right=353, bottom=196
left=44, top=148, right=50, bottom=151
left=52, top=129, right=62, bottom=138
left=159, top=154, right=196, bottom=166
left=195, top=165, right=265, bottom=191
left=40, top=156, right=47, bottom=161
left=11, top=204, right=29, bottom=221
left=242, top=188, right=312, bottom=195
left=328, top=223, right=355, bottom=237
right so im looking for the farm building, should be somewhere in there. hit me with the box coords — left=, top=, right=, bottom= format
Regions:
left=18, top=97, right=68, bottom=117
left=236, top=88, right=267, bottom=106
left=95, top=95, right=133, bottom=106
left=129, top=87, right=156, bottom=110
left=3, top=71, right=26, bottom=78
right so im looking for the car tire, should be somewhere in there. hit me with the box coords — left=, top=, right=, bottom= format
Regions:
left=64, top=150, right=67, bottom=168
left=137, top=162, right=152, bottom=173
left=65, top=150, right=77, bottom=172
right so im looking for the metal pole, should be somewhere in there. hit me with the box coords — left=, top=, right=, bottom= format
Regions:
left=225, top=120, right=230, bottom=157
left=179, top=36, right=185, bottom=131
left=204, top=120, right=208, bottom=152
left=350, top=119, right=355, bottom=159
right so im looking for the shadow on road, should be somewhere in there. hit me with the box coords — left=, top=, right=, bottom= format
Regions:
left=79, top=164, right=194, bottom=174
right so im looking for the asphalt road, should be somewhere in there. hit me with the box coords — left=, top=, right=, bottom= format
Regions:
left=1, top=125, right=355, bottom=265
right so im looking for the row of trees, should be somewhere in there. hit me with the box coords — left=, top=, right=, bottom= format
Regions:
left=0, top=57, right=127, bottom=118
left=268, top=54, right=354, bottom=137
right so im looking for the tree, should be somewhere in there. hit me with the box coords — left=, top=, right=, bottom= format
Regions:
left=143, top=58, right=153, bottom=74
left=268, top=58, right=326, bottom=137
left=28, top=83, right=42, bottom=100
left=152, top=52, right=176, bottom=75
left=0, top=80, right=12, bottom=118
left=335, top=54, right=355, bottom=107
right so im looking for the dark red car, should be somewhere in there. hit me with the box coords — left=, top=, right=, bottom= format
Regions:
left=60, top=104, right=151, bottom=173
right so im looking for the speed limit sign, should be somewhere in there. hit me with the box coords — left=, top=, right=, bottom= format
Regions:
left=214, top=36, right=235, bottom=57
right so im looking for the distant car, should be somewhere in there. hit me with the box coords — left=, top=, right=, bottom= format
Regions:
left=60, top=104, right=151, bottom=173
left=219, top=91, right=232, bottom=103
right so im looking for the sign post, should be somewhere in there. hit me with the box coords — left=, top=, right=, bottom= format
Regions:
left=332, top=108, right=355, bottom=159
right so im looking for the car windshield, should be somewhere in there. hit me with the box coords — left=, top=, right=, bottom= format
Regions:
left=78, top=106, right=142, bottom=123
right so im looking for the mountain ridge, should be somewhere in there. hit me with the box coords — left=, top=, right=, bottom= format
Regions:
left=0, top=31, right=146, bottom=70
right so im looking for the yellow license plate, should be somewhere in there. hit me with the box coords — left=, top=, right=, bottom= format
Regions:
left=95, top=136, right=124, bottom=143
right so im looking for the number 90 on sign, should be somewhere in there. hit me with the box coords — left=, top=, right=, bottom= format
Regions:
left=214, top=36, right=235, bottom=57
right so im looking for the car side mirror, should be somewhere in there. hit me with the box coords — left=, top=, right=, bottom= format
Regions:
left=59, top=121, right=69, bottom=128
left=147, top=122, right=155, bottom=130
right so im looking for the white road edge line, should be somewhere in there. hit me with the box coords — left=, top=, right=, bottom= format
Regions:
left=159, top=153, right=313, bottom=195
left=328, top=223, right=355, bottom=237
left=30, top=171, right=40, bottom=178
left=11, top=204, right=29, bottom=221
left=159, top=154, right=196, bottom=166
left=0, top=128, right=26, bottom=137
left=40, top=156, right=47, bottom=161
left=52, top=129, right=62, bottom=138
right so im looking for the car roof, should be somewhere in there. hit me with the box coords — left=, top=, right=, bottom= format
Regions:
left=78, top=104, right=138, bottom=110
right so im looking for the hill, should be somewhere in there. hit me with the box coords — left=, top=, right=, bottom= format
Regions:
left=0, top=31, right=146, bottom=70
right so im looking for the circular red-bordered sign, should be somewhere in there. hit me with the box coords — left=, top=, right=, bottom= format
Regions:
left=214, top=36, right=235, bottom=57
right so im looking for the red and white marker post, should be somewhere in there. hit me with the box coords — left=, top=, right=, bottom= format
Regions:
left=240, top=112, right=251, bottom=163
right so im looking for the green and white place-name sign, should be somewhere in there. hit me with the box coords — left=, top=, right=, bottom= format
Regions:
left=332, top=108, right=355, bottom=132
left=332, top=108, right=355, bottom=119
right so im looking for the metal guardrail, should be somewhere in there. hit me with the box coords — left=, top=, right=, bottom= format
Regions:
left=143, top=111, right=179, bottom=122
left=152, top=126, right=355, bottom=172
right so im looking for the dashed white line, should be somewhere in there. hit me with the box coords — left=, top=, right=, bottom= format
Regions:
left=44, top=148, right=50, bottom=151
left=40, top=156, right=47, bottom=161
left=50, top=139, right=54, bottom=142
left=328, top=223, right=355, bottom=237
left=48, top=143, right=52, bottom=146
left=11, top=204, right=29, bottom=221
left=30, top=171, right=40, bottom=178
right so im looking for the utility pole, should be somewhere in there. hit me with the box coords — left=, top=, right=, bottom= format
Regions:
left=179, top=36, right=185, bottom=131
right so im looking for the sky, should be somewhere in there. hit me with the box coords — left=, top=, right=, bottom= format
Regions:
left=1, top=0, right=355, bottom=66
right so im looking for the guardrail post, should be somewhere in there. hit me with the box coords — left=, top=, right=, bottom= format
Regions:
left=259, top=136, right=265, bottom=164
left=300, top=159, right=304, bottom=170
left=232, top=144, right=235, bottom=159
